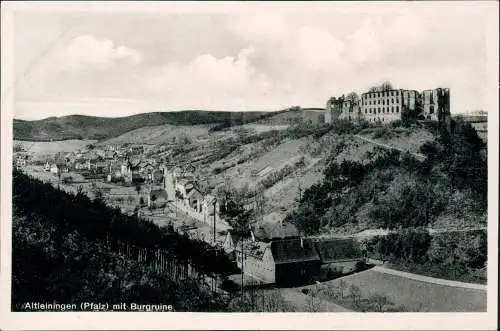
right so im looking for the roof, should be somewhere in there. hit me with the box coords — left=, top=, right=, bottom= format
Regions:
left=314, top=238, right=363, bottom=263
left=270, top=238, right=320, bottom=264
left=186, top=187, right=203, bottom=199
left=253, top=221, right=299, bottom=241
left=203, top=194, right=216, bottom=204
left=234, top=240, right=269, bottom=260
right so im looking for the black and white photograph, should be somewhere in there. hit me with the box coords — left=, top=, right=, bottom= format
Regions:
left=1, top=1, right=498, bottom=330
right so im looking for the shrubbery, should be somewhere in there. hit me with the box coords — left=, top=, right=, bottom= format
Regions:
left=361, top=229, right=487, bottom=283
left=287, top=118, right=487, bottom=235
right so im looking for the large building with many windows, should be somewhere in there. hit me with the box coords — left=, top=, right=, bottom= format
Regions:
left=360, top=89, right=419, bottom=124
left=325, top=87, right=450, bottom=125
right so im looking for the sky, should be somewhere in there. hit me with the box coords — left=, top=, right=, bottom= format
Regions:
left=10, top=2, right=497, bottom=120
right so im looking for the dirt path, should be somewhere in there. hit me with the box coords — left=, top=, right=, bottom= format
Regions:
left=372, top=266, right=487, bottom=291
left=279, top=288, right=352, bottom=312
left=354, top=134, right=426, bottom=161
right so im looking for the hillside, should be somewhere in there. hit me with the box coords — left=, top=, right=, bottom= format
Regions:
left=453, top=113, right=487, bottom=142
left=11, top=169, right=238, bottom=311
left=13, top=110, right=279, bottom=141
left=286, top=120, right=487, bottom=235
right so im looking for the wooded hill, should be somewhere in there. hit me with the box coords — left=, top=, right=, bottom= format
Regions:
left=13, top=110, right=284, bottom=141
left=12, top=169, right=239, bottom=311
left=285, top=118, right=487, bottom=283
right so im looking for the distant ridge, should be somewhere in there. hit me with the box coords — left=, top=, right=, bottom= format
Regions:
left=13, top=110, right=284, bottom=141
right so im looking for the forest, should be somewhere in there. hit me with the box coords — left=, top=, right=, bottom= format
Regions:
left=12, top=169, right=240, bottom=311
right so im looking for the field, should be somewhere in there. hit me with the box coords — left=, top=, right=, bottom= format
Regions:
left=100, top=124, right=210, bottom=145
left=14, top=139, right=96, bottom=155
left=308, top=268, right=486, bottom=312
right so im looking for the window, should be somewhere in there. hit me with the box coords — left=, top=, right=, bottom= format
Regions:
left=378, top=108, right=381, bottom=113
left=382, top=100, right=385, bottom=105
left=382, top=118, right=384, bottom=122
left=391, top=107, right=394, bottom=113
left=365, top=109, right=367, bottom=114
left=396, top=106, right=399, bottom=113
left=396, top=98, right=399, bottom=103
left=391, top=99, right=394, bottom=104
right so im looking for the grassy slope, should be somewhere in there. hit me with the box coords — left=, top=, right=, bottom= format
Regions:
left=13, top=111, right=275, bottom=141
left=310, top=269, right=486, bottom=312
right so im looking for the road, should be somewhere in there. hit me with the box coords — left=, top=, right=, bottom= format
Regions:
left=372, top=266, right=487, bottom=291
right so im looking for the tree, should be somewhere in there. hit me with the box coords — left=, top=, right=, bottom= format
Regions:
left=368, top=82, right=393, bottom=92
left=349, top=284, right=362, bottom=308
left=370, top=293, right=389, bottom=312
left=338, top=279, right=347, bottom=299
left=305, top=288, right=324, bottom=312
left=346, top=92, right=360, bottom=104
left=380, top=81, right=393, bottom=91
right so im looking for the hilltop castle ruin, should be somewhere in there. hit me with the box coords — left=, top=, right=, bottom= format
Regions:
left=325, top=87, right=450, bottom=124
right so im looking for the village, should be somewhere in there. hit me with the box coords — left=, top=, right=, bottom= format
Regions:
left=14, top=139, right=365, bottom=287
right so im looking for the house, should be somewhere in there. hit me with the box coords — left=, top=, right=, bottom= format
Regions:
left=107, top=163, right=122, bottom=181
left=44, top=162, right=51, bottom=172
left=175, top=178, right=193, bottom=198
left=123, top=156, right=143, bottom=184
left=50, top=162, right=68, bottom=174
left=186, top=187, right=204, bottom=212
left=223, top=229, right=254, bottom=254
left=50, top=163, right=59, bottom=174
left=234, top=237, right=321, bottom=285
left=73, top=159, right=87, bottom=171
left=129, top=146, right=144, bottom=155
left=252, top=221, right=300, bottom=242
left=94, top=148, right=106, bottom=158
left=314, top=238, right=365, bottom=274
left=105, top=150, right=117, bottom=160
left=202, top=194, right=220, bottom=224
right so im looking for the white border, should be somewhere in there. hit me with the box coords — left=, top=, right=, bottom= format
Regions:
left=1, top=1, right=498, bottom=330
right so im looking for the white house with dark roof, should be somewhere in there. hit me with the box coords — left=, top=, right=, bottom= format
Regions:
left=234, top=236, right=321, bottom=284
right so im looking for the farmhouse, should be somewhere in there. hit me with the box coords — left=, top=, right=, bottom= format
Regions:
left=234, top=237, right=321, bottom=285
